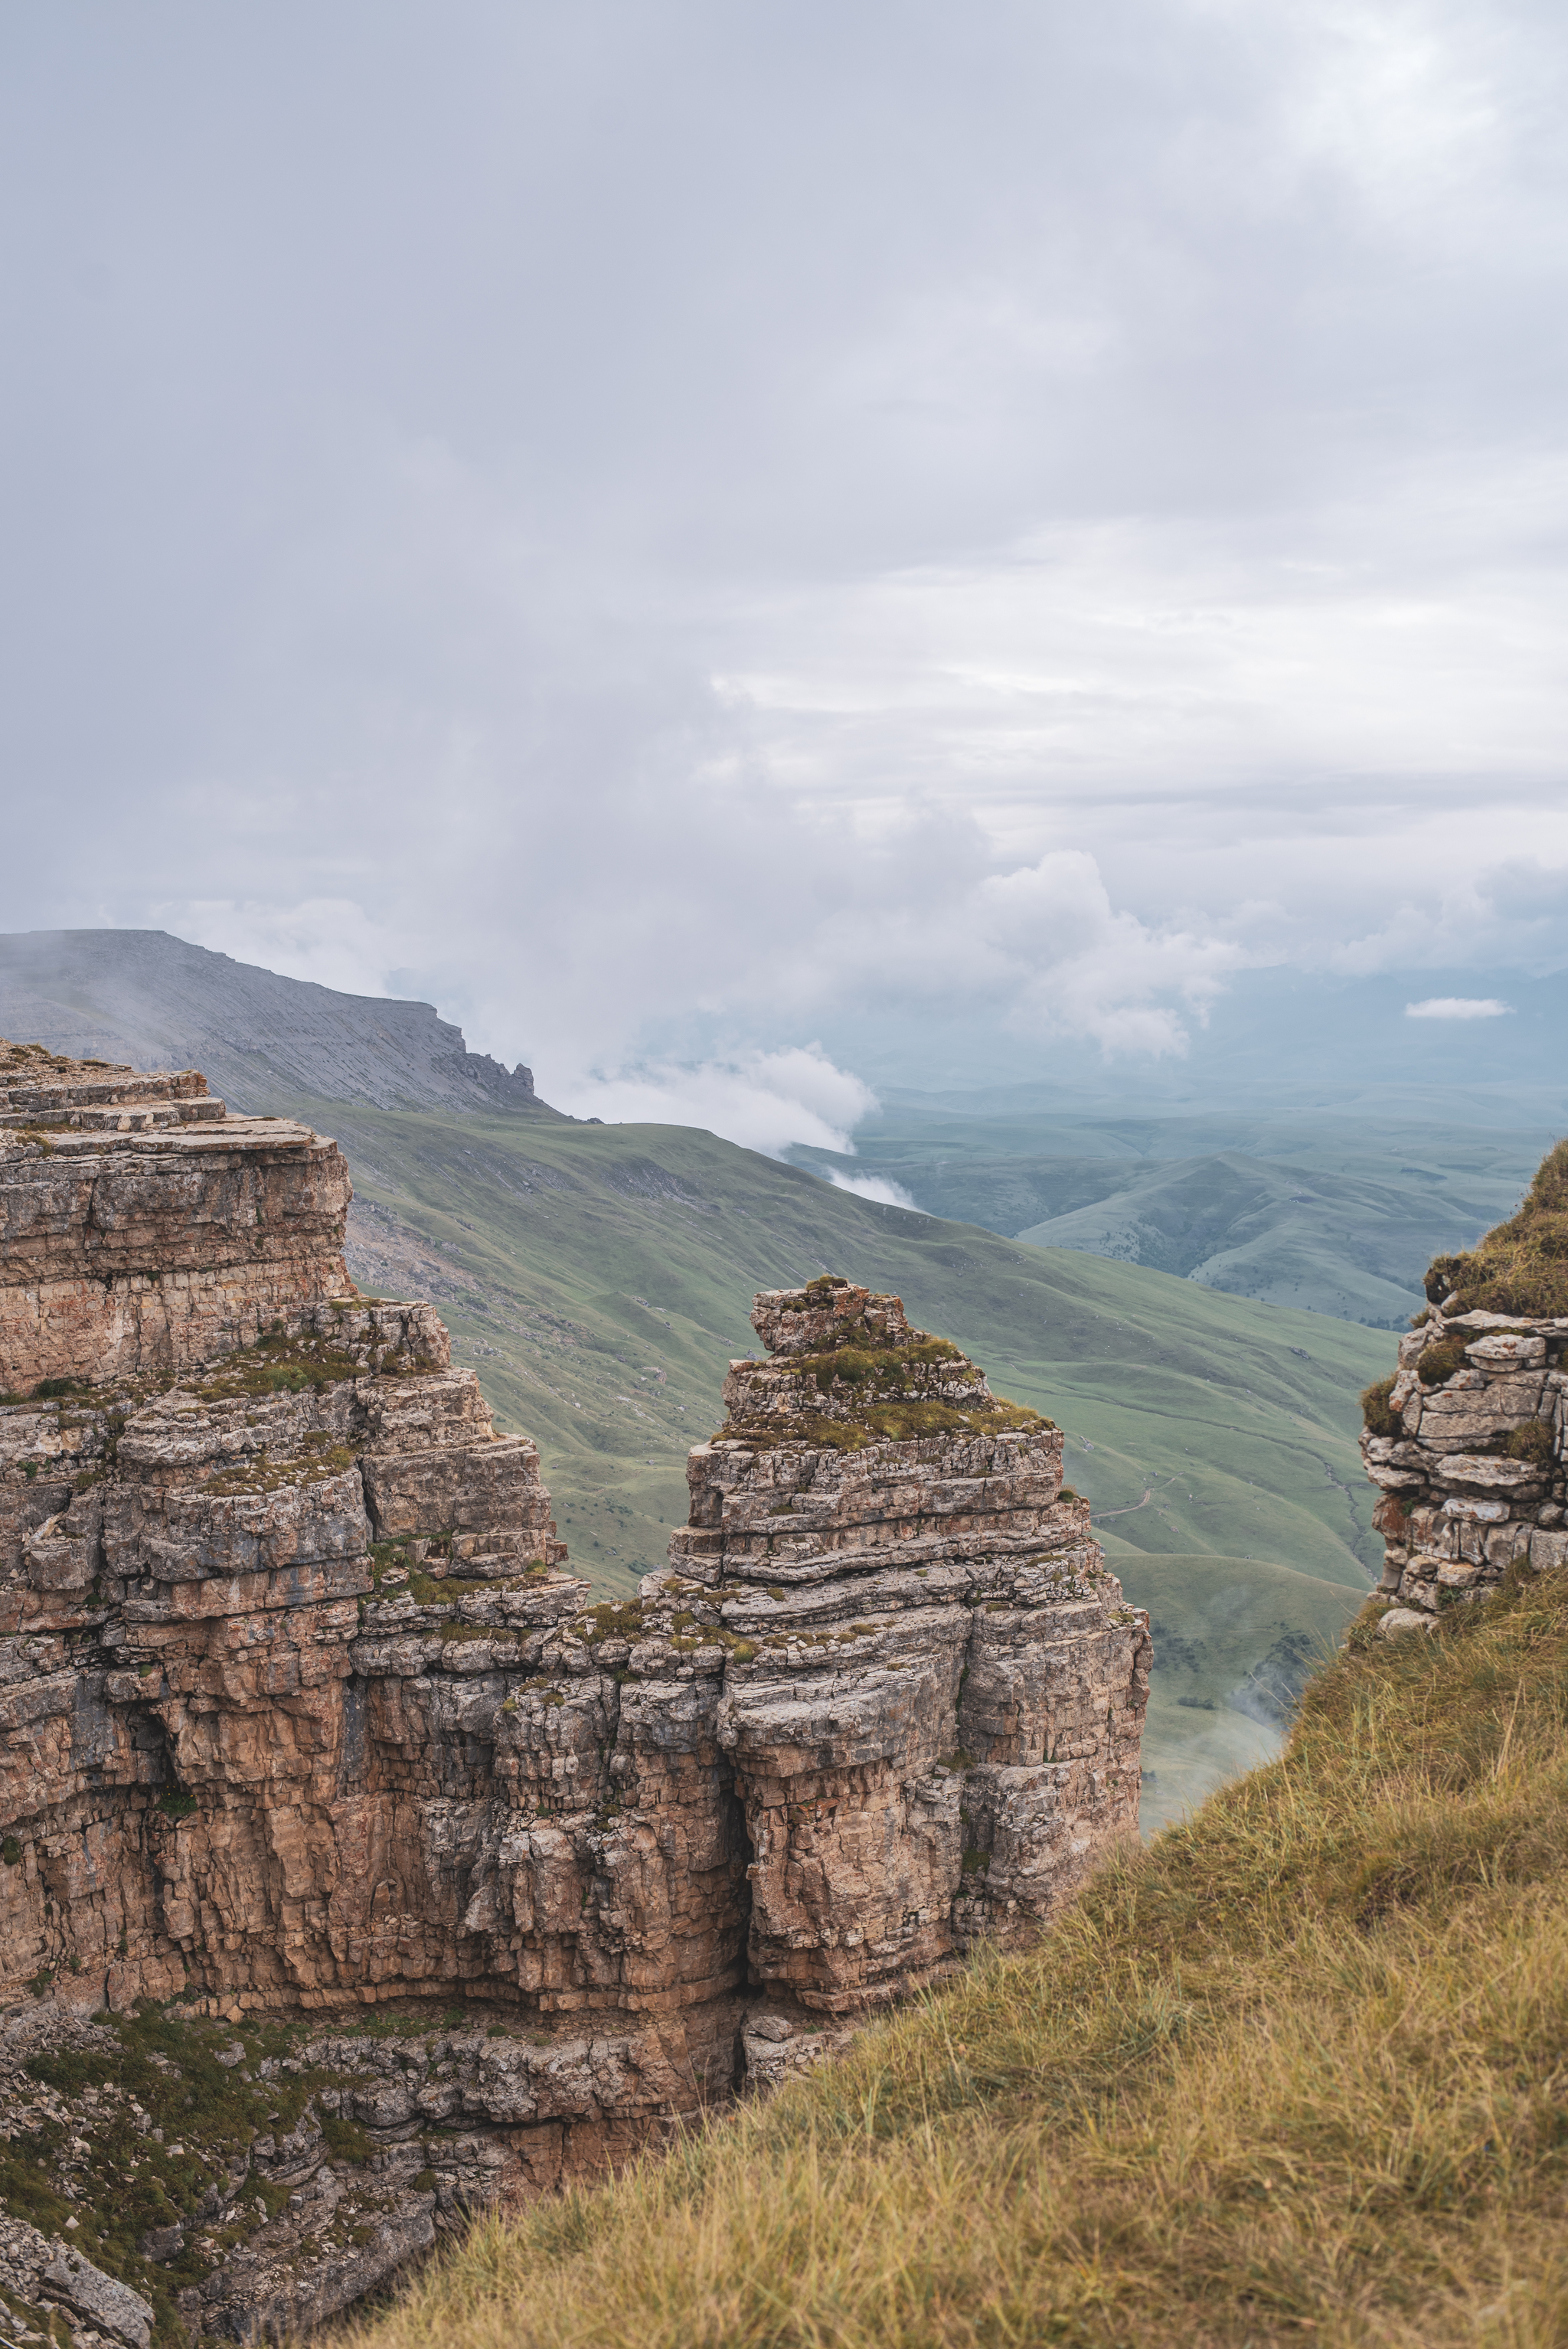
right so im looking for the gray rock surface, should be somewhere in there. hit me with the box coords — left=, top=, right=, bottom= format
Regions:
left=1364, top=1310, right=1568, bottom=1616
left=0, top=2212, right=154, bottom=2349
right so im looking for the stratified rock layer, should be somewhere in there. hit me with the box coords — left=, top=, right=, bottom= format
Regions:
left=1363, top=1311, right=1568, bottom=1612
left=0, top=1041, right=352, bottom=1390
left=0, top=1063, right=1148, bottom=2341
left=660, top=1276, right=1149, bottom=2010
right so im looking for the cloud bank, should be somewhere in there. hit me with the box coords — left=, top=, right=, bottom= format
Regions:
left=547, top=1048, right=877, bottom=1158
left=826, top=1171, right=925, bottom=1210
left=2, top=0, right=1566, bottom=1134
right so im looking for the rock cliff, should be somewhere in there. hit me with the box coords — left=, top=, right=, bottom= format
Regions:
left=1363, top=1312, right=1568, bottom=1623
left=0, top=1044, right=1147, bottom=2344
left=0, top=1041, right=354, bottom=1392
left=1362, top=1148, right=1568, bottom=1627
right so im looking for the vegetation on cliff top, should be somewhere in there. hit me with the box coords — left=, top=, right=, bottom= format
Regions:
left=1426, top=1136, right=1568, bottom=1318
left=353, top=1564, right=1568, bottom=2349
left=721, top=1312, right=1054, bottom=1455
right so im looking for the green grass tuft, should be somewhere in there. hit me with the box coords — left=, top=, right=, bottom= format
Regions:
left=1507, top=1416, right=1555, bottom=1467
left=1416, top=1334, right=1471, bottom=1386
left=1426, top=1135, right=1568, bottom=1315
left=1361, top=1372, right=1400, bottom=1433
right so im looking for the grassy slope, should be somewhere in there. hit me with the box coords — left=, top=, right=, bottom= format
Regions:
left=354, top=1567, right=1568, bottom=2349
left=286, top=1099, right=1388, bottom=1805
left=792, top=1112, right=1548, bottom=1329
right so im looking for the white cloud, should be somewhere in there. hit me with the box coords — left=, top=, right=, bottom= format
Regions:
left=1405, top=996, right=1514, bottom=1020
left=170, top=900, right=411, bottom=1001
left=6, top=0, right=1568, bottom=1093
left=826, top=1170, right=924, bottom=1209
left=547, top=1046, right=877, bottom=1158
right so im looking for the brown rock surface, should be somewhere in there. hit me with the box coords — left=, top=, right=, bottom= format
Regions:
left=0, top=1043, right=352, bottom=1391
left=660, top=1276, right=1148, bottom=2011
left=0, top=1066, right=1147, bottom=2340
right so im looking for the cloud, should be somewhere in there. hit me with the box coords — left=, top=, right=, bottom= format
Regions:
left=825, top=1171, right=924, bottom=1210
left=1405, top=997, right=1514, bottom=1021
left=172, top=900, right=409, bottom=1001
left=547, top=1047, right=878, bottom=1157
left=4, top=0, right=1568, bottom=1098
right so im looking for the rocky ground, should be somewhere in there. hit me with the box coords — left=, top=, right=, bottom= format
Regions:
left=0, top=1990, right=856, bottom=2346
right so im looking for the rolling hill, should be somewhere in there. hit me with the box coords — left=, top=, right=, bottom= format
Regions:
left=792, top=1104, right=1548, bottom=1328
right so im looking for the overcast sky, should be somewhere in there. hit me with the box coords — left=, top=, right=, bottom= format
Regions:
left=3, top=1, right=1566, bottom=1142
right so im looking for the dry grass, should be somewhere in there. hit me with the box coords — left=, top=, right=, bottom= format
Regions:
left=1427, top=1139, right=1568, bottom=1317
left=350, top=1569, right=1568, bottom=2349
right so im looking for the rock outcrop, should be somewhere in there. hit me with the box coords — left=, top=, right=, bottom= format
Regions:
left=662, top=1276, right=1148, bottom=2008
left=0, top=1041, right=354, bottom=1391
left=0, top=1047, right=1147, bottom=2341
left=1363, top=1310, right=1568, bottom=1615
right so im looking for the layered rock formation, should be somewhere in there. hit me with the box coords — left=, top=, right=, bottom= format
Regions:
left=663, top=1276, right=1148, bottom=2008
left=0, top=1040, right=353, bottom=1391
left=1363, top=1312, right=1568, bottom=1619
left=0, top=1046, right=1147, bottom=2342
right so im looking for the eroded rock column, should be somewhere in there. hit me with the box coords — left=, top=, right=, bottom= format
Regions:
left=653, top=1276, right=1150, bottom=2012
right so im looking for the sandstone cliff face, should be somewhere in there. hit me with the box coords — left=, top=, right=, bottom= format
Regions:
left=1363, top=1310, right=1568, bottom=1622
left=0, top=1049, right=1147, bottom=2344
left=662, top=1276, right=1148, bottom=2010
left=0, top=1041, right=352, bottom=1391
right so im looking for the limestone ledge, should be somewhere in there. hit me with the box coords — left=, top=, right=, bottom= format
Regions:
left=1363, top=1309, right=1568, bottom=1611
left=0, top=1052, right=355, bottom=1389
left=2, top=1293, right=1144, bottom=2034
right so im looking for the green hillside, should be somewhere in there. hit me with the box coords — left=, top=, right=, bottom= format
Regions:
left=792, top=1108, right=1548, bottom=1328
left=277, top=1100, right=1390, bottom=1812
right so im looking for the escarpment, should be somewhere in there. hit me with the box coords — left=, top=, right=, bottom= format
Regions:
left=0, top=1039, right=353, bottom=1392
left=1363, top=1149, right=1568, bottom=1625
left=0, top=1043, right=1148, bottom=2343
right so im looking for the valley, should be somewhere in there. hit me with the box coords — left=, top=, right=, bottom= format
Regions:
left=294, top=1096, right=1392, bottom=1818
left=791, top=1103, right=1548, bottom=1328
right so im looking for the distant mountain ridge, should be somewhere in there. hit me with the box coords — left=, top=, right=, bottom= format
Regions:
left=791, top=1108, right=1550, bottom=1330
left=0, top=929, right=555, bottom=1116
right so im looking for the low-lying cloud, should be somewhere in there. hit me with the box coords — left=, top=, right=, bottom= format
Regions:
left=547, top=1047, right=877, bottom=1158
left=826, top=1171, right=923, bottom=1210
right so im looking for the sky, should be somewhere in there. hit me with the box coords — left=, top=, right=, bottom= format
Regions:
left=2, top=1, right=1566, bottom=1146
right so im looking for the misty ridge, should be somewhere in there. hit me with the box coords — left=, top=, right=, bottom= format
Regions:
left=2, top=926, right=1553, bottom=1338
